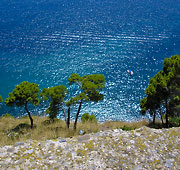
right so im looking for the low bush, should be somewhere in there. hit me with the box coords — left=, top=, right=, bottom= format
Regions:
left=121, top=125, right=136, bottom=131
left=81, top=113, right=97, bottom=123
left=3, top=113, right=14, bottom=118
left=169, top=117, right=180, bottom=127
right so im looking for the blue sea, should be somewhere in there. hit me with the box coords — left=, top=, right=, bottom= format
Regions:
left=0, top=0, right=180, bottom=121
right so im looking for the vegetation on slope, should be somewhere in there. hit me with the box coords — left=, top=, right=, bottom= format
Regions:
left=140, top=54, right=180, bottom=127
left=0, top=114, right=148, bottom=146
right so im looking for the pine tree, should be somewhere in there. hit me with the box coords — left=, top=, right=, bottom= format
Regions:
left=5, top=81, right=39, bottom=128
left=40, top=85, right=67, bottom=121
left=67, top=74, right=105, bottom=130
left=140, top=55, right=180, bottom=127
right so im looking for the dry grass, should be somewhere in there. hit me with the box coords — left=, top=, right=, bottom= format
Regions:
left=100, top=120, right=148, bottom=130
left=0, top=115, right=148, bottom=146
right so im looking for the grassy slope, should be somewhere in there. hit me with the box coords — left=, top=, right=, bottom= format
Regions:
left=0, top=115, right=148, bottom=146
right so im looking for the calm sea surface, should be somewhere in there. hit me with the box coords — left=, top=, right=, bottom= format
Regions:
left=0, top=0, right=180, bottom=121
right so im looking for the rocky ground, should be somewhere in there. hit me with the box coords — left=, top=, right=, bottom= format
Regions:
left=0, top=126, right=180, bottom=170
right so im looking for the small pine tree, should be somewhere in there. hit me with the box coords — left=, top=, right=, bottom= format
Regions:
left=67, top=73, right=105, bottom=130
left=40, top=85, right=67, bottom=121
left=5, top=81, right=39, bottom=128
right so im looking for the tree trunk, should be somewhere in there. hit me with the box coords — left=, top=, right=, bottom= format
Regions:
left=153, top=112, right=156, bottom=124
left=74, top=100, right=82, bottom=130
left=165, top=113, right=169, bottom=128
left=159, top=108, right=164, bottom=125
left=66, top=107, right=70, bottom=128
left=62, top=105, right=67, bottom=122
left=25, top=102, right=33, bottom=128
left=165, top=99, right=169, bottom=128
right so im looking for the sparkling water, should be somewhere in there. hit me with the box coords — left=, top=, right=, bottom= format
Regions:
left=0, top=0, right=180, bottom=121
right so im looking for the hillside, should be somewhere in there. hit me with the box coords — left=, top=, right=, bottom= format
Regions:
left=0, top=126, right=179, bottom=169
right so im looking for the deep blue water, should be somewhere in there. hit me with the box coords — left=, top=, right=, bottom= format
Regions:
left=0, top=0, right=180, bottom=121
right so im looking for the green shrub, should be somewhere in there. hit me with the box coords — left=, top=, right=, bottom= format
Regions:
left=81, top=113, right=97, bottom=123
left=0, top=95, right=3, bottom=103
left=3, top=113, right=14, bottom=118
left=169, top=117, right=180, bottom=127
left=121, top=125, right=136, bottom=131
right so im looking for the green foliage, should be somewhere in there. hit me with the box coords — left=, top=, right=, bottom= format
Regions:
left=68, top=73, right=82, bottom=85
left=66, top=93, right=89, bottom=106
left=68, top=74, right=105, bottom=105
left=140, top=54, right=180, bottom=126
left=41, top=85, right=67, bottom=103
left=169, top=117, right=180, bottom=127
left=5, top=81, right=39, bottom=107
left=81, top=113, right=97, bottom=123
left=5, top=81, right=40, bottom=128
left=163, top=55, right=180, bottom=78
left=121, top=125, right=136, bottom=131
left=0, top=95, right=3, bottom=103
left=140, top=97, right=148, bottom=115
left=40, top=85, right=68, bottom=120
left=67, top=73, right=105, bottom=130
left=46, top=102, right=59, bottom=120
left=3, top=113, right=14, bottom=118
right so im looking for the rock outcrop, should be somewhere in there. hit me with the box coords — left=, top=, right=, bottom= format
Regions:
left=0, top=126, right=180, bottom=169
